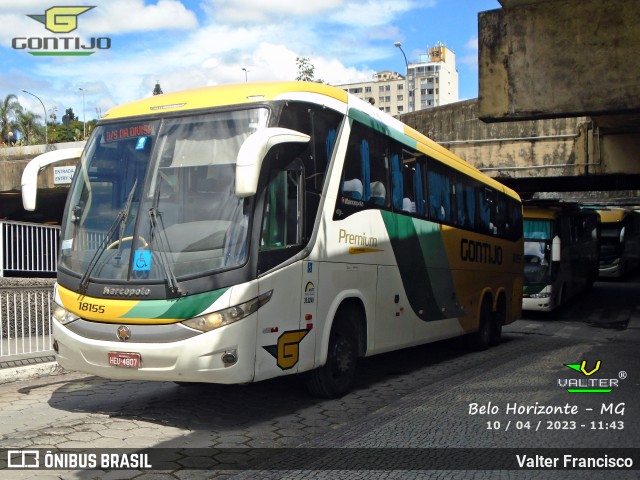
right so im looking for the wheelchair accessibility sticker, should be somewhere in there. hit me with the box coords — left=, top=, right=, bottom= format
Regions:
left=133, top=250, right=151, bottom=271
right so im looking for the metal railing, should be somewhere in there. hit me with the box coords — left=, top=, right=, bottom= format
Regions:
left=0, top=286, right=54, bottom=358
left=0, top=220, right=60, bottom=277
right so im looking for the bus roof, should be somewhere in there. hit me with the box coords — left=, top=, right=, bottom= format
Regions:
left=596, top=207, right=629, bottom=223
left=524, top=206, right=561, bottom=221
left=101, top=81, right=521, bottom=203
left=524, top=202, right=598, bottom=221
left=101, top=82, right=349, bottom=120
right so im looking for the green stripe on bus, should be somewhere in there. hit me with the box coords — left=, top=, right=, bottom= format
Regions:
left=381, top=211, right=463, bottom=321
left=123, top=287, right=229, bottom=319
left=348, top=108, right=418, bottom=149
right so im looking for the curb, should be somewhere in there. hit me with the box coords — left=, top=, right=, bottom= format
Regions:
left=0, top=357, right=62, bottom=384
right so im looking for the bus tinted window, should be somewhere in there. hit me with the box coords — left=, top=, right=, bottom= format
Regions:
left=427, top=160, right=454, bottom=224
left=342, top=120, right=390, bottom=207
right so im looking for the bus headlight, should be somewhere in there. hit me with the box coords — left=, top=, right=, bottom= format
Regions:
left=52, top=302, right=80, bottom=325
left=528, top=292, right=551, bottom=299
left=182, top=290, right=272, bottom=332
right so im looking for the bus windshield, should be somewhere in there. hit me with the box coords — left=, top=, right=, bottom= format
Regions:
left=523, top=218, right=552, bottom=284
left=59, top=108, right=269, bottom=284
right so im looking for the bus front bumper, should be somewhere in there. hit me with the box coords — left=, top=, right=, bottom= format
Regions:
left=522, top=294, right=556, bottom=312
left=52, top=317, right=257, bottom=384
left=599, top=262, right=622, bottom=278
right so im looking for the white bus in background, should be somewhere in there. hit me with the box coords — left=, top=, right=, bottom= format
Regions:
left=592, top=206, right=640, bottom=278
left=523, top=201, right=599, bottom=312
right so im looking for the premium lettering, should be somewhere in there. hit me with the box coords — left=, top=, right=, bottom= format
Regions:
left=338, top=229, right=378, bottom=247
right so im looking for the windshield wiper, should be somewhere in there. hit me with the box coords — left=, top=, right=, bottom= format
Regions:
left=78, top=181, right=137, bottom=294
left=148, top=183, right=181, bottom=295
left=115, top=179, right=138, bottom=261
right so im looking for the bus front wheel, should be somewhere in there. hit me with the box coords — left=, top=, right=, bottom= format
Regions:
left=306, top=315, right=358, bottom=399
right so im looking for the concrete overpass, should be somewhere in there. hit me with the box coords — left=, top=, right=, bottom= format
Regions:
left=472, top=0, right=640, bottom=195
left=0, top=142, right=84, bottom=224
left=400, top=98, right=640, bottom=197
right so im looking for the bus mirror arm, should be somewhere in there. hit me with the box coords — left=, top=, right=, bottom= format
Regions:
left=235, top=128, right=310, bottom=197
left=21, top=147, right=84, bottom=211
left=551, top=235, right=561, bottom=262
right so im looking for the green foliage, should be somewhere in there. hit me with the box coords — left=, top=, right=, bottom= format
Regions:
left=0, top=92, right=98, bottom=145
left=0, top=93, right=22, bottom=144
left=295, top=57, right=324, bottom=83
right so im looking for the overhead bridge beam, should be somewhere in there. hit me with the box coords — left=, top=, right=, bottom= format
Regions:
left=497, top=174, right=640, bottom=195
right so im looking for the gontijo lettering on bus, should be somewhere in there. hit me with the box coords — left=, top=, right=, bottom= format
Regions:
left=460, top=238, right=503, bottom=265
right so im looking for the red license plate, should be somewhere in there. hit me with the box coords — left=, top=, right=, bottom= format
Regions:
left=108, top=352, right=141, bottom=368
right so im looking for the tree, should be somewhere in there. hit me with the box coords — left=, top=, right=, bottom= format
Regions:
left=0, top=94, right=22, bottom=143
left=296, top=57, right=323, bottom=82
left=16, top=110, right=42, bottom=144
left=65, top=107, right=76, bottom=122
left=153, top=81, right=163, bottom=95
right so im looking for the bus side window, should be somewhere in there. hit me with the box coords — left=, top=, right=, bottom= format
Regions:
left=391, top=149, right=421, bottom=215
left=427, top=160, right=453, bottom=223
left=341, top=120, right=390, bottom=208
left=478, top=187, right=493, bottom=234
left=261, top=164, right=303, bottom=250
left=455, top=175, right=477, bottom=230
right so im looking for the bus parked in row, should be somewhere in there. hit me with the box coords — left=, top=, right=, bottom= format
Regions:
left=523, top=201, right=599, bottom=312
left=593, top=207, right=640, bottom=278
left=22, top=82, right=523, bottom=397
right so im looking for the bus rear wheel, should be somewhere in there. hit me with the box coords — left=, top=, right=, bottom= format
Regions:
left=490, top=296, right=506, bottom=346
left=467, top=298, right=492, bottom=351
left=306, top=316, right=358, bottom=398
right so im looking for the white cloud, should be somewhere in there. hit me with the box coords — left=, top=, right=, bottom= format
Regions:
left=459, top=36, right=479, bottom=70
left=466, top=36, right=478, bottom=52
left=87, top=0, right=198, bottom=34
left=204, top=0, right=343, bottom=24
left=330, top=0, right=427, bottom=27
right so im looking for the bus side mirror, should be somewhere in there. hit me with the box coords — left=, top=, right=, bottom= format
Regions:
left=21, top=148, right=84, bottom=211
left=620, top=226, right=626, bottom=243
left=551, top=235, right=561, bottom=262
left=235, top=128, right=310, bottom=197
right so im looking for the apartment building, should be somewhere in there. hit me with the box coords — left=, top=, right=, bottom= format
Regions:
left=336, top=44, right=459, bottom=115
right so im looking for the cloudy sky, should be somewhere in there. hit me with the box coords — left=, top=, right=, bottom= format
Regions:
left=1, top=0, right=500, bottom=124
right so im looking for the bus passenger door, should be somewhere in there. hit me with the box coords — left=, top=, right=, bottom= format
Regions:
left=254, top=164, right=312, bottom=381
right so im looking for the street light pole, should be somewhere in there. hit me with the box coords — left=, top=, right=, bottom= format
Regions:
left=394, top=42, right=411, bottom=113
left=242, top=67, right=249, bottom=82
left=21, top=89, right=48, bottom=146
left=78, top=87, right=87, bottom=139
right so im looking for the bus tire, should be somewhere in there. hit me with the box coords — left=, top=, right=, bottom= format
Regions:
left=490, top=295, right=506, bottom=346
left=467, top=298, right=492, bottom=351
left=306, top=310, right=359, bottom=398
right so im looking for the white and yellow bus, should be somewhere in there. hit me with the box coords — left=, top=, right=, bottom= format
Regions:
left=23, top=82, right=523, bottom=397
left=522, top=202, right=599, bottom=312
